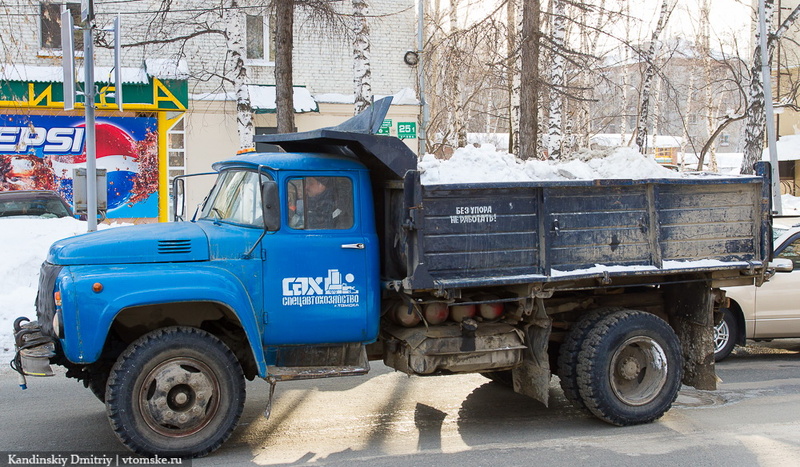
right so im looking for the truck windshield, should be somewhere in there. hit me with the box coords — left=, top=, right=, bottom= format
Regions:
left=199, top=170, right=271, bottom=227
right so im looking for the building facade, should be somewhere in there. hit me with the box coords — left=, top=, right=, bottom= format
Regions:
left=0, top=0, right=420, bottom=222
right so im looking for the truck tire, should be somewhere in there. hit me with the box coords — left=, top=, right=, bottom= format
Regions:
left=86, top=371, right=109, bottom=402
left=713, top=307, right=737, bottom=362
left=576, top=310, right=682, bottom=426
left=105, top=326, right=245, bottom=457
left=556, top=308, right=615, bottom=413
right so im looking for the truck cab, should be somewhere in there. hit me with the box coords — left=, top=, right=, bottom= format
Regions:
left=199, top=151, right=381, bottom=349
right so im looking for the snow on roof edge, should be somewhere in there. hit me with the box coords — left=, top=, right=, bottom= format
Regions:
left=314, top=87, right=420, bottom=105
left=1, top=62, right=189, bottom=84
left=190, top=85, right=318, bottom=113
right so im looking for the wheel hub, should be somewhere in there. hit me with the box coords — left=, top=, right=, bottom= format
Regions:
left=609, top=336, right=668, bottom=406
left=618, top=356, right=641, bottom=380
left=138, top=358, right=220, bottom=436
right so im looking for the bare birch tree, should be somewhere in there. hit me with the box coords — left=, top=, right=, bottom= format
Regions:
left=225, top=1, right=253, bottom=149
left=352, top=0, right=372, bottom=114
left=509, top=0, right=522, bottom=155
left=699, top=0, right=718, bottom=172
left=740, top=2, right=800, bottom=173
left=546, top=0, right=566, bottom=159
left=635, top=0, right=675, bottom=153
left=449, top=0, right=467, bottom=148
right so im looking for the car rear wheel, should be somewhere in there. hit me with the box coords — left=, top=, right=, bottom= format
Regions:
left=714, top=307, right=738, bottom=362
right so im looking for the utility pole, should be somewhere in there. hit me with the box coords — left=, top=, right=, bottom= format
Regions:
left=417, top=0, right=429, bottom=155
left=82, top=0, right=98, bottom=231
left=63, top=0, right=121, bottom=231
left=759, top=0, right=782, bottom=214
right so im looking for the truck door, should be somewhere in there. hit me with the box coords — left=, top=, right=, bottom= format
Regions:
left=262, top=174, right=375, bottom=345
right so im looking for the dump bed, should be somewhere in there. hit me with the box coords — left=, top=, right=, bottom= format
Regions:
left=395, top=167, right=771, bottom=291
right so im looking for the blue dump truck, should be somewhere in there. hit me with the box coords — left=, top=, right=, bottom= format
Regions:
left=12, top=98, right=772, bottom=457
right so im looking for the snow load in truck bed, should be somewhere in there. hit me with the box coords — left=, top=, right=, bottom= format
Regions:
left=420, top=145, right=702, bottom=184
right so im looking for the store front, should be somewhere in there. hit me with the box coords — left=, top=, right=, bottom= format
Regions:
left=0, top=65, right=188, bottom=223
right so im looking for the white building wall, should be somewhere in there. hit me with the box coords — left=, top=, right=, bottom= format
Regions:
left=1, top=0, right=417, bottom=97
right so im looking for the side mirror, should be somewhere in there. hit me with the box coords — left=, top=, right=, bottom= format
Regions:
left=769, top=258, right=794, bottom=272
left=172, top=177, right=186, bottom=222
left=262, top=180, right=280, bottom=231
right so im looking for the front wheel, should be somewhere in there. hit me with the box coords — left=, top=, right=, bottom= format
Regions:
left=576, top=310, right=683, bottom=426
left=105, top=327, right=245, bottom=457
left=714, top=308, right=738, bottom=362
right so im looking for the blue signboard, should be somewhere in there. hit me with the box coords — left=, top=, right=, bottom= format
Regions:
left=0, top=115, right=159, bottom=218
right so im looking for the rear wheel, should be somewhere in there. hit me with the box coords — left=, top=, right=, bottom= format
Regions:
left=106, top=326, right=245, bottom=457
left=557, top=309, right=614, bottom=412
left=714, top=308, right=738, bottom=362
left=576, top=310, right=683, bottom=426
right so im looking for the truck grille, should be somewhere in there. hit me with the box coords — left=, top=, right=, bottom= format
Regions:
left=36, top=262, right=63, bottom=337
left=158, top=239, right=192, bottom=254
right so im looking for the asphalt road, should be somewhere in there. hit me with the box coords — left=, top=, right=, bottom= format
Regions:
left=1, top=340, right=799, bottom=467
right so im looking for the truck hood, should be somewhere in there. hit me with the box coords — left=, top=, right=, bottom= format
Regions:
left=48, top=222, right=210, bottom=265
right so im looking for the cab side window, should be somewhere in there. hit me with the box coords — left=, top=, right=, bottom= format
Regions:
left=287, top=176, right=354, bottom=230
left=777, top=236, right=800, bottom=269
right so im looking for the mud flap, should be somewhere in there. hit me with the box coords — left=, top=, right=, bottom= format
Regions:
left=512, top=297, right=552, bottom=406
left=663, top=280, right=717, bottom=390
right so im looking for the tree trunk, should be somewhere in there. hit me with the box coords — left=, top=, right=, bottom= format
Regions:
left=449, top=0, right=467, bottom=148
left=651, top=69, right=662, bottom=155
left=635, top=0, right=674, bottom=154
left=546, top=0, right=565, bottom=159
left=275, top=0, right=295, bottom=133
left=703, top=50, right=718, bottom=171
left=619, top=1, right=630, bottom=144
left=519, top=0, right=540, bottom=160
left=508, top=0, right=521, bottom=155
left=740, top=2, right=800, bottom=173
left=225, top=1, right=253, bottom=149
left=353, top=0, right=372, bottom=114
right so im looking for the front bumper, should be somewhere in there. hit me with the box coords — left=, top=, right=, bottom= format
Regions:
left=11, top=318, right=57, bottom=381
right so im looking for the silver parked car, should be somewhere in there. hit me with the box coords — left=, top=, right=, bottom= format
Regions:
left=715, top=225, right=800, bottom=361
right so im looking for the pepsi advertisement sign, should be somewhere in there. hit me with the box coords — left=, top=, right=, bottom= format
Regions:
left=0, top=115, right=159, bottom=218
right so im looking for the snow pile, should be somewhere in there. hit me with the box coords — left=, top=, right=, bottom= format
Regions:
left=419, top=145, right=685, bottom=184
left=781, top=194, right=800, bottom=215
left=769, top=134, right=800, bottom=162
left=0, top=219, right=126, bottom=366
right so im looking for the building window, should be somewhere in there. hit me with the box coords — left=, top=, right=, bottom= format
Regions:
left=167, top=116, right=186, bottom=219
left=246, top=14, right=275, bottom=63
left=719, top=133, right=730, bottom=147
left=40, top=2, right=83, bottom=50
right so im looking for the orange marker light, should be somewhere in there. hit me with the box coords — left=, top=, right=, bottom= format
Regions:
left=92, top=283, right=104, bottom=293
left=54, top=291, right=62, bottom=306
